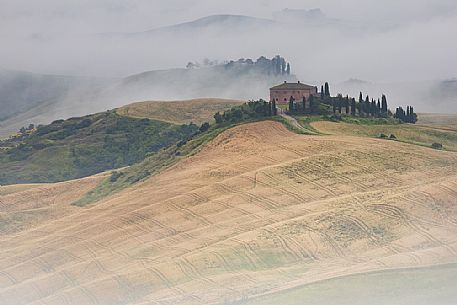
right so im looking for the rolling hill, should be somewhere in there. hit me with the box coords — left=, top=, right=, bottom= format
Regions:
left=0, top=57, right=294, bottom=139
left=1, top=119, right=457, bottom=304
left=127, top=15, right=277, bottom=37
left=117, top=98, right=244, bottom=124
left=0, top=109, right=198, bottom=185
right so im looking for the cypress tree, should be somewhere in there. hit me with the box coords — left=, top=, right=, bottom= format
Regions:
left=377, top=100, right=381, bottom=116
left=325, top=82, right=330, bottom=97
left=289, top=96, right=295, bottom=113
left=371, top=99, right=376, bottom=116
left=309, top=94, right=319, bottom=114
left=359, top=92, right=364, bottom=116
left=381, top=94, right=388, bottom=117
left=365, top=95, right=370, bottom=117
left=345, top=96, right=350, bottom=114
left=410, top=106, right=417, bottom=123
left=351, top=98, right=356, bottom=116
left=286, top=63, right=291, bottom=75
left=302, top=96, right=306, bottom=114
left=272, top=100, right=277, bottom=115
left=337, top=94, right=343, bottom=113
left=321, top=86, right=325, bottom=100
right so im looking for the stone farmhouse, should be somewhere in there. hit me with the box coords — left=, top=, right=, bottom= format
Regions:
left=270, top=81, right=318, bottom=104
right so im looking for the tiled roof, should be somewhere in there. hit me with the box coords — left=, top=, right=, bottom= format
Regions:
left=270, top=81, right=316, bottom=90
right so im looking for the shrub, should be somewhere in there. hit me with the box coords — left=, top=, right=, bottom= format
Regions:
left=109, top=171, right=123, bottom=182
left=389, top=134, right=397, bottom=140
left=328, top=114, right=342, bottom=122
left=432, top=143, right=443, bottom=150
left=199, top=122, right=210, bottom=132
left=378, top=133, right=388, bottom=139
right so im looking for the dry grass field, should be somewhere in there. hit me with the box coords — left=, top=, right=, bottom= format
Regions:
left=1, top=120, right=457, bottom=304
left=116, top=98, right=244, bottom=124
left=311, top=120, right=457, bottom=151
left=417, top=113, right=457, bottom=125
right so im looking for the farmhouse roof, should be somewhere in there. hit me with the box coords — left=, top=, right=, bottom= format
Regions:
left=270, top=81, right=315, bottom=90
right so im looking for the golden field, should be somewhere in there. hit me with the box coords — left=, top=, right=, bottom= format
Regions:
left=116, top=98, right=244, bottom=124
left=1, top=119, right=457, bottom=304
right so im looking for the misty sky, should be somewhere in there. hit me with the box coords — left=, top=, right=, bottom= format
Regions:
left=1, top=0, right=457, bottom=82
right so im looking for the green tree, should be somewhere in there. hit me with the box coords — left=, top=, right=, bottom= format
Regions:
left=199, top=122, right=210, bottom=132
left=324, top=82, right=330, bottom=97
left=365, top=95, right=370, bottom=117
left=214, top=112, right=223, bottom=124
left=337, top=94, right=343, bottom=113
left=358, top=92, right=364, bottom=116
left=380, top=95, right=388, bottom=118
left=288, top=96, right=295, bottom=114
left=371, top=99, right=376, bottom=116
left=351, top=98, right=356, bottom=116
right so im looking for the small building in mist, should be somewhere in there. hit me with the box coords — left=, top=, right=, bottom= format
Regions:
left=270, top=81, right=317, bottom=104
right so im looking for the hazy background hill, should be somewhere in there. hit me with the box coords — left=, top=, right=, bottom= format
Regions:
left=0, top=70, right=107, bottom=121
left=0, top=56, right=295, bottom=138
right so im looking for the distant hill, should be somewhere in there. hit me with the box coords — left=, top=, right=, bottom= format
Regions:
left=272, top=8, right=339, bottom=25
left=0, top=69, right=105, bottom=121
left=0, top=56, right=295, bottom=138
left=104, top=15, right=277, bottom=38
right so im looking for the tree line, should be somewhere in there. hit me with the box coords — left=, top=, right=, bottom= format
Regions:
left=394, top=106, right=418, bottom=123
left=213, top=100, right=277, bottom=125
left=286, top=82, right=417, bottom=123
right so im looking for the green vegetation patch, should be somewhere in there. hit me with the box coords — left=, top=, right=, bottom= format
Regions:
left=0, top=111, right=198, bottom=185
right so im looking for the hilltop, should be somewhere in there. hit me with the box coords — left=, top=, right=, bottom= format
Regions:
left=1, top=118, right=457, bottom=304
left=117, top=98, right=244, bottom=124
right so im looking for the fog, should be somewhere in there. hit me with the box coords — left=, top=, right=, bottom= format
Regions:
left=0, top=0, right=456, bottom=124
left=1, top=0, right=456, bottom=79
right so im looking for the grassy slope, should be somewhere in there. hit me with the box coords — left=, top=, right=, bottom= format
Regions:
left=74, top=113, right=456, bottom=207
left=311, top=120, right=457, bottom=151
left=417, top=113, right=457, bottom=125
left=74, top=119, right=263, bottom=206
left=289, top=113, right=457, bottom=151
left=237, top=263, right=457, bottom=305
left=116, top=98, right=244, bottom=124
left=0, top=111, right=197, bottom=185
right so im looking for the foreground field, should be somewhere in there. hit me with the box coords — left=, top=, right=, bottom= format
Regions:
left=239, top=263, right=457, bottom=305
left=1, top=121, right=457, bottom=304
left=117, top=98, right=244, bottom=124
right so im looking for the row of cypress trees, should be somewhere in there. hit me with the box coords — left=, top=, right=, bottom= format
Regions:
left=286, top=82, right=418, bottom=124
left=394, top=106, right=418, bottom=123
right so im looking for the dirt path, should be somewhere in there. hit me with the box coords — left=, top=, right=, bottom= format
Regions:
left=280, top=113, right=318, bottom=134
